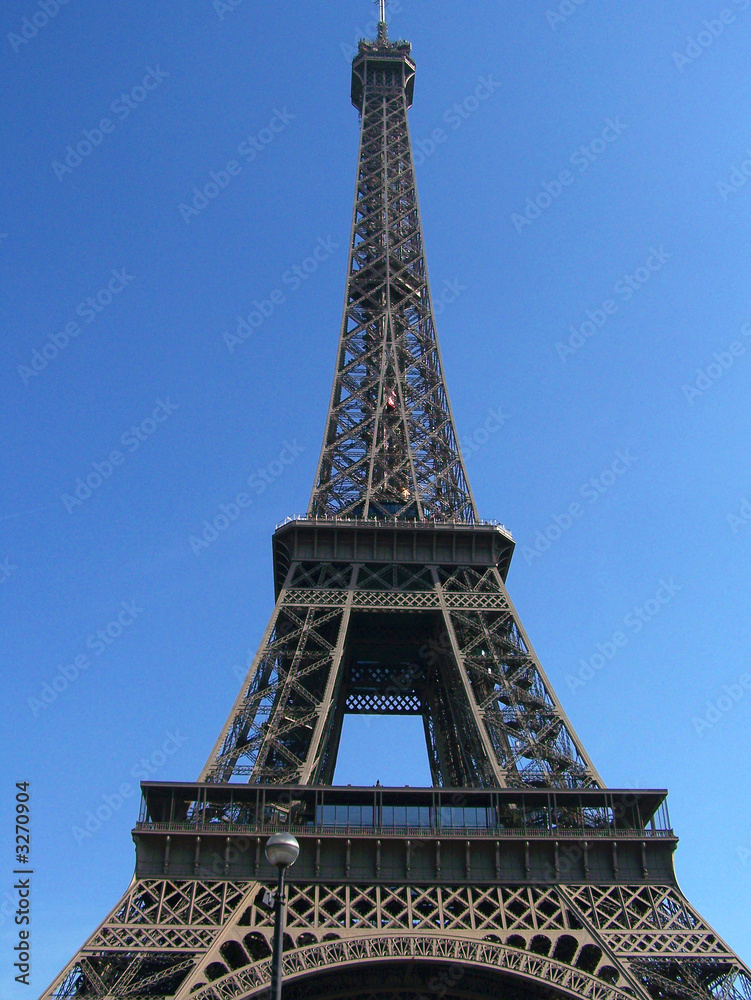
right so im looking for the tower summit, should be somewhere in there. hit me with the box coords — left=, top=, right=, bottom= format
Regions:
left=42, top=8, right=751, bottom=1000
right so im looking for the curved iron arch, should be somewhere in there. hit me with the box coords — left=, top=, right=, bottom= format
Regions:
left=189, top=932, right=636, bottom=1000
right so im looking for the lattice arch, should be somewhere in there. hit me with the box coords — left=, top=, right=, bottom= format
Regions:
left=42, top=875, right=751, bottom=1000
left=185, top=935, right=640, bottom=1000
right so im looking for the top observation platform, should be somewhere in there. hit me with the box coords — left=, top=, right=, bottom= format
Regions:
left=351, top=36, right=416, bottom=110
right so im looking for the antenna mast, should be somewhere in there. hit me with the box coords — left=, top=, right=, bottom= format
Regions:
left=376, top=0, right=389, bottom=43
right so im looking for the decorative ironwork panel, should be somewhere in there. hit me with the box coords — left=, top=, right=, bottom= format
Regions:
left=42, top=873, right=751, bottom=1000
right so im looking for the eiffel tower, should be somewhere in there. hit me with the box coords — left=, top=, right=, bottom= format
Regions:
left=42, top=8, right=751, bottom=1000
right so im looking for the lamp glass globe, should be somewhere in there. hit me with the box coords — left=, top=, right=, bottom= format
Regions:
left=265, top=832, right=300, bottom=869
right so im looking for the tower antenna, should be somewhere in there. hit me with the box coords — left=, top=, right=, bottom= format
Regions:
left=376, top=0, right=389, bottom=42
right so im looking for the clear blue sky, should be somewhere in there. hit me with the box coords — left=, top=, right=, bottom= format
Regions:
left=2, top=0, right=750, bottom=993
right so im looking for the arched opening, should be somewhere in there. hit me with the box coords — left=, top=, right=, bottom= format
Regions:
left=598, top=966, right=620, bottom=984
left=220, top=939, right=248, bottom=971
left=205, top=962, right=228, bottom=982
left=575, top=943, right=602, bottom=974
left=529, top=934, right=552, bottom=956
left=552, top=934, right=578, bottom=964
left=243, top=932, right=271, bottom=961
left=260, top=958, right=590, bottom=1000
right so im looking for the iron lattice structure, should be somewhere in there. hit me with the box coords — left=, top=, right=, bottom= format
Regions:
left=308, top=31, right=474, bottom=524
left=42, top=14, right=750, bottom=1000
left=199, top=528, right=600, bottom=790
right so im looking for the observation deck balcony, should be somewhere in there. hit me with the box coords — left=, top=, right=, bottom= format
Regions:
left=272, top=515, right=516, bottom=593
left=133, top=782, right=678, bottom=886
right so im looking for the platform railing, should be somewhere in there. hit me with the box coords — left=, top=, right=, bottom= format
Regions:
left=275, top=513, right=513, bottom=537
left=134, top=819, right=674, bottom=840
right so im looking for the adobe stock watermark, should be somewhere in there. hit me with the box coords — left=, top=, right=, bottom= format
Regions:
left=738, top=834, right=751, bottom=867
left=672, top=1, right=750, bottom=72
left=521, top=450, right=638, bottom=565
left=716, top=146, right=751, bottom=201
left=419, top=967, right=465, bottom=999
left=7, top=0, right=73, bottom=54
left=17, top=268, right=135, bottom=385
left=222, top=237, right=338, bottom=352
left=0, top=557, right=18, bottom=584
left=52, top=67, right=169, bottom=181
left=410, top=76, right=500, bottom=169
left=432, top=277, right=468, bottom=317
left=566, top=579, right=681, bottom=692
left=179, top=108, right=295, bottom=224
left=189, top=440, right=305, bottom=554
left=231, top=649, right=256, bottom=684
left=546, top=0, right=588, bottom=31
left=339, top=0, right=405, bottom=61
left=61, top=398, right=179, bottom=512
left=726, top=496, right=751, bottom=533
left=692, top=671, right=751, bottom=736
left=27, top=600, right=145, bottom=716
left=71, top=729, right=188, bottom=845
left=210, top=0, right=245, bottom=19
left=511, top=117, right=628, bottom=234
left=556, top=247, right=672, bottom=362
left=681, top=319, right=751, bottom=404
left=461, top=408, right=510, bottom=463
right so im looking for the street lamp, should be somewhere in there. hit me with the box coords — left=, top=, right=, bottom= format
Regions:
left=265, top=832, right=300, bottom=1000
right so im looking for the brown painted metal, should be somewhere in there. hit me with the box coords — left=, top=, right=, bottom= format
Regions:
left=41, top=15, right=751, bottom=1000
left=309, top=35, right=474, bottom=524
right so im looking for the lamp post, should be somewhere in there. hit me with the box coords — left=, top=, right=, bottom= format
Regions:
left=264, top=832, right=300, bottom=1000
